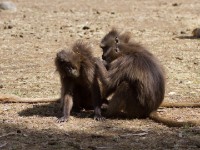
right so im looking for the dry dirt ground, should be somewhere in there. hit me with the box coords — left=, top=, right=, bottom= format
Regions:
left=0, top=0, right=200, bottom=149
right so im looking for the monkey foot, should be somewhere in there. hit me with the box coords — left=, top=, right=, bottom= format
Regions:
left=56, top=116, right=68, bottom=123
left=94, top=115, right=105, bottom=121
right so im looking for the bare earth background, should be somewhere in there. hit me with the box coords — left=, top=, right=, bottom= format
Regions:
left=0, top=0, right=200, bottom=149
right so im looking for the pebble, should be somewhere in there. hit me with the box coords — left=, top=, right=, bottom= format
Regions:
left=0, top=1, right=17, bottom=11
left=82, top=26, right=90, bottom=30
left=180, top=31, right=186, bottom=34
left=168, top=92, right=176, bottom=95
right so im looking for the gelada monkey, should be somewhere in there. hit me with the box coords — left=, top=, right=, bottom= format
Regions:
left=97, top=28, right=199, bottom=127
left=55, top=41, right=106, bottom=122
left=0, top=41, right=107, bottom=122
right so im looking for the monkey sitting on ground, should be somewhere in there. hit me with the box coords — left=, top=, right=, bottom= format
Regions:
left=96, top=28, right=199, bottom=127
left=55, top=41, right=106, bottom=122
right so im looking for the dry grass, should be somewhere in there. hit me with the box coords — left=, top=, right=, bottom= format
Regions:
left=0, top=0, right=200, bottom=149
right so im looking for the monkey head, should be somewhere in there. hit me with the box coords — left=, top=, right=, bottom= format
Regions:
left=101, top=37, right=123, bottom=63
left=100, top=28, right=131, bottom=63
left=55, top=50, right=81, bottom=78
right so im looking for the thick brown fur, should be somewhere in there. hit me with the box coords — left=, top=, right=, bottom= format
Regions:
left=55, top=41, right=105, bottom=122
left=98, top=28, right=199, bottom=127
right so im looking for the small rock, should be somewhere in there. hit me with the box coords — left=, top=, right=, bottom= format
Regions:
left=178, top=132, right=183, bottom=138
left=172, top=37, right=176, bottom=40
left=17, top=129, right=22, bottom=133
left=48, top=141, right=57, bottom=145
left=168, top=92, right=176, bottom=95
left=180, top=31, right=186, bottom=34
left=175, top=56, right=183, bottom=60
left=111, top=12, right=115, bottom=14
left=96, top=10, right=100, bottom=14
left=194, top=61, right=198, bottom=65
left=0, top=85, right=3, bottom=88
left=172, top=3, right=180, bottom=6
left=4, top=24, right=14, bottom=29
left=0, top=1, right=17, bottom=11
left=7, top=25, right=13, bottom=29
left=82, top=26, right=90, bottom=30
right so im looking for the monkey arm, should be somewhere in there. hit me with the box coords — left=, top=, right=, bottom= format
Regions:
left=57, top=94, right=73, bottom=123
left=57, top=79, right=74, bottom=123
left=95, top=58, right=109, bottom=85
left=94, top=58, right=113, bottom=97
left=91, top=75, right=105, bottom=121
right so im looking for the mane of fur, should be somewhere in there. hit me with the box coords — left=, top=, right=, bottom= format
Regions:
left=55, top=41, right=96, bottom=83
left=107, top=42, right=165, bottom=109
left=72, top=41, right=95, bottom=83
left=72, top=41, right=94, bottom=61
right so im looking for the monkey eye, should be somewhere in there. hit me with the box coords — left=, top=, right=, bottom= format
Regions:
left=115, top=37, right=119, bottom=44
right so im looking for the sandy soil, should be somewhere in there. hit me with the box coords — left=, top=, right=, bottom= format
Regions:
left=0, top=0, right=200, bottom=149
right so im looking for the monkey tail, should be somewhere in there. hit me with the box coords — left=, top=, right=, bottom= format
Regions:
left=0, top=94, right=59, bottom=103
left=160, top=101, right=200, bottom=108
left=149, top=111, right=199, bottom=127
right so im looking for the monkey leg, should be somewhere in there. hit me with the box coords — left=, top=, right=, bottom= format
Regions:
left=91, top=80, right=106, bottom=121
left=149, top=111, right=199, bottom=127
left=105, top=82, right=128, bottom=117
left=57, top=94, right=73, bottom=123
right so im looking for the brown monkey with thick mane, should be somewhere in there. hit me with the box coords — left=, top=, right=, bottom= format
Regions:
left=55, top=41, right=106, bottom=122
left=97, top=28, right=199, bottom=127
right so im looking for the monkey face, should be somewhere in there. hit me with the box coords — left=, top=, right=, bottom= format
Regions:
left=100, top=28, right=131, bottom=50
left=101, top=34, right=121, bottom=63
left=56, top=50, right=80, bottom=78
left=100, top=29, right=131, bottom=64
left=100, top=29, right=119, bottom=53
left=62, top=61, right=79, bottom=78
left=102, top=45, right=121, bottom=63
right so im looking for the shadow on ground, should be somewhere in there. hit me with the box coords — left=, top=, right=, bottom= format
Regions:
left=0, top=121, right=199, bottom=149
left=18, top=102, right=96, bottom=120
left=176, top=36, right=200, bottom=40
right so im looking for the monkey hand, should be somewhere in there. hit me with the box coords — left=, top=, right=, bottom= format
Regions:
left=94, top=107, right=106, bottom=121
left=94, top=114, right=105, bottom=121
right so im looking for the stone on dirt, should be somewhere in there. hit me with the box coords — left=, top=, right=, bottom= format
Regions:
left=0, top=1, right=17, bottom=11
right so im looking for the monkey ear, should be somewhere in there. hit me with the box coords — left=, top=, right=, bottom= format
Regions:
left=120, top=31, right=131, bottom=43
